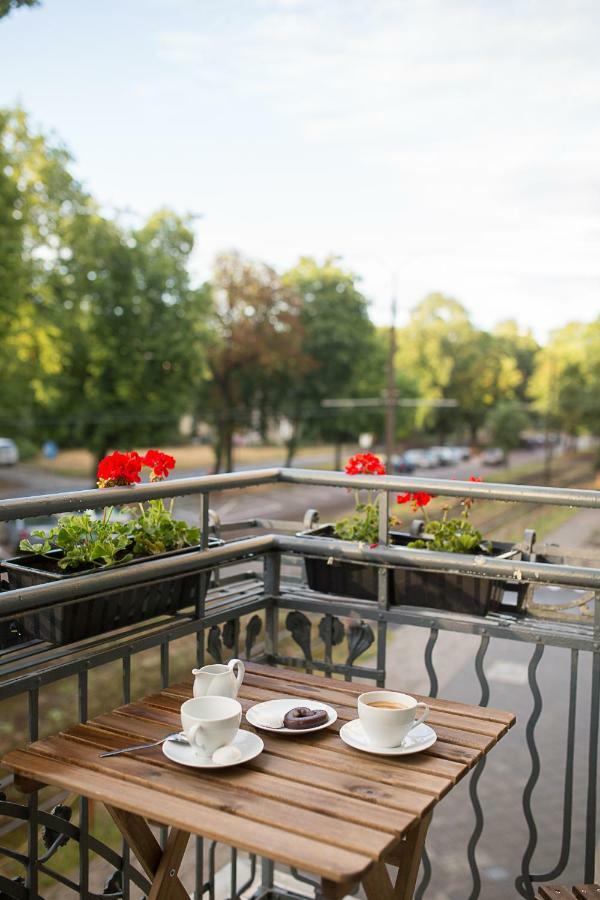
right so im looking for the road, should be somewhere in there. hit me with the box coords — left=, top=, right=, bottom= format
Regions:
left=0, top=445, right=552, bottom=547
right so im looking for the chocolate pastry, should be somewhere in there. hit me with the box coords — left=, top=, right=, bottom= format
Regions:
left=283, top=706, right=329, bottom=730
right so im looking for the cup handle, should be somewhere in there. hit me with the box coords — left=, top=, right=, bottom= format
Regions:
left=228, top=658, right=245, bottom=692
left=410, top=702, right=429, bottom=731
left=187, top=722, right=206, bottom=754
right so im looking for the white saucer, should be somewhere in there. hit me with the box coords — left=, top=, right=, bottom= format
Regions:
left=162, top=728, right=263, bottom=768
left=339, top=719, right=437, bottom=755
left=246, top=697, right=337, bottom=734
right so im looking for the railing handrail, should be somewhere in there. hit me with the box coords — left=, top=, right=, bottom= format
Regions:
left=2, top=465, right=600, bottom=522
left=3, top=532, right=600, bottom=619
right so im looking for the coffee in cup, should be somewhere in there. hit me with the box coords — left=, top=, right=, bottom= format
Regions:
left=358, top=690, right=429, bottom=748
left=180, top=696, right=241, bottom=759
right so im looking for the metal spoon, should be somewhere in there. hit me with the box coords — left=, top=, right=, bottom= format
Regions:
left=99, top=732, right=188, bottom=757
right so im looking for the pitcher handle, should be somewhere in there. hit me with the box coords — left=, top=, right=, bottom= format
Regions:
left=410, top=702, right=429, bottom=731
left=228, top=658, right=245, bottom=692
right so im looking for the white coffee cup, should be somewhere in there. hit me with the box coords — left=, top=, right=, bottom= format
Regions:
left=180, top=696, right=241, bottom=759
left=358, top=690, right=429, bottom=748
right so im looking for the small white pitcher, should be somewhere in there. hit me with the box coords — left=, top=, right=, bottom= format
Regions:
left=192, top=659, right=245, bottom=699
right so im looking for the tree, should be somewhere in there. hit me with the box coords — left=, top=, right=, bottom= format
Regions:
left=281, top=256, right=382, bottom=464
left=0, top=108, right=209, bottom=469
left=0, top=108, right=76, bottom=447
left=399, top=294, right=523, bottom=442
left=44, top=209, right=208, bottom=464
left=493, top=320, right=540, bottom=402
left=486, top=401, right=529, bottom=460
left=203, top=251, right=308, bottom=472
left=0, top=0, right=39, bottom=19
left=529, top=320, right=600, bottom=438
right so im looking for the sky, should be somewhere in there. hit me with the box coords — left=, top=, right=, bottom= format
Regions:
left=1, top=0, right=600, bottom=338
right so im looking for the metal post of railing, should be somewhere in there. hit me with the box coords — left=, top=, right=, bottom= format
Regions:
left=78, top=668, right=89, bottom=895
left=196, top=493, right=210, bottom=668
left=121, top=653, right=131, bottom=899
left=195, top=492, right=211, bottom=900
left=377, top=490, right=390, bottom=688
left=26, top=687, right=38, bottom=897
left=263, top=552, right=281, bottom=666
left=586, top=590, right=600, bottom=881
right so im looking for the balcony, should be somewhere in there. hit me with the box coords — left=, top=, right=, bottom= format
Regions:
left=0, top=469, right=598, bottom=899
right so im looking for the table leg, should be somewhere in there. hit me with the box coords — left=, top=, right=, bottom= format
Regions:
left=106, top=805, right=189, bottom=900
left=362, top=862, right=396, bottom=900
left=392, top=812, right=432, bottom=900
left=321, top=878, right=360, bottom=899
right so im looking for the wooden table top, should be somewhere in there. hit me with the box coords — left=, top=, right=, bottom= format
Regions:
left=3, top=662, right=515, bottom=885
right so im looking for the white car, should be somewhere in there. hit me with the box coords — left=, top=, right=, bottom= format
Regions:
left=0, top=438, right=19, bottom=465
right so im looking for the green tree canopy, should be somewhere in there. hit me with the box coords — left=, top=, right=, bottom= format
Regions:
left=486, top=400, right=530, bottom=457
left=0, top=0, right=38, bottom=19
left=0, top=108, right=208, bottom=468
left=399, top=294, right=523, bottom=441
left=529, top=320, right=600, bottom=437
left=203, top=250, right=308, bottom=471
left=281, top=256, right=382, bottom=461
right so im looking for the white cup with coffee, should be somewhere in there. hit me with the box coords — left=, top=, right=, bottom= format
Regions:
left=358, top=690, right=429, bottom=748
left=180, top=696, right=241, bottom=759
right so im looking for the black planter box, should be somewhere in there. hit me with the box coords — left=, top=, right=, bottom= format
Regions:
left=298, top=525, right=512, bottom=617
left=2, top=539, right=222, bottom=646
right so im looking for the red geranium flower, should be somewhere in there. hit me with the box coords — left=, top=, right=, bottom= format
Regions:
left=97, top=450, right=144, bottom=488
left=143, top=449, right=176, bottom=481
left=396, top=490, right=434, bottom=511
left=344, top=452, right=386, bottom=476
left=413, top=491, right=434, bottom=507
left=469, top=475, right=483, bottom=483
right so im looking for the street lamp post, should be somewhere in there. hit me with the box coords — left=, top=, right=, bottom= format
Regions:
left=384, top=288, right=398, bottom=468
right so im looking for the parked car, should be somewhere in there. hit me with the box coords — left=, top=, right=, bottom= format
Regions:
left=404, top=449, right=434, bottom=469
left=390, top=454, right=416, bottom=474
left=431, top=446, right=463, bottom=466
left=482, top=447, right=507, bottom=466
left=455, top=446, right=472, bottom=460
left=0, top=438, right=19, bottom=466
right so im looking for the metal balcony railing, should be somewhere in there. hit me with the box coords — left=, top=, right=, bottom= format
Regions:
left=0, top=469, right=598, bottom=900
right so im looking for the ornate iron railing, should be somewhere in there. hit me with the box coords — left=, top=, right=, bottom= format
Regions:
left=0, top=468, right=598, bottom=899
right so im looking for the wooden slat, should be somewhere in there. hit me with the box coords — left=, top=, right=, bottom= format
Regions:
left=145, top=685, right=502, bottom=756
left=72, top=714, right=433, bottom=816
left=167, top=677, right=509, bottom=741
left=87, top=708, right=443, bottom=801
left=572, top=888, right=600, bottom=900
left=3, top=748, right=372, bottom=882
left=25, top=734, right=395, bottom=859
left=243, top=662, right=516, bottom=726
left=237, top=680, right=507, bottom=738
left=95, top=700, right=479, bottom=796
left=66, top=724, right=414, bottom=837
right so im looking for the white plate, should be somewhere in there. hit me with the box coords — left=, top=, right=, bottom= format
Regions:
left=246, top=698, right=337, bottom=734
left=339, top=719, right=437, bottom=756
left=162, top=728, right=263, bottom=768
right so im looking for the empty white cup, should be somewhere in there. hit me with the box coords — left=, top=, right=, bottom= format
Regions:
left=180, top=696, right=241, bottom=759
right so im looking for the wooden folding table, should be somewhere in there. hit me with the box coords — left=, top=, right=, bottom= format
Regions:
left=3, top=662, right=515, bottom=899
